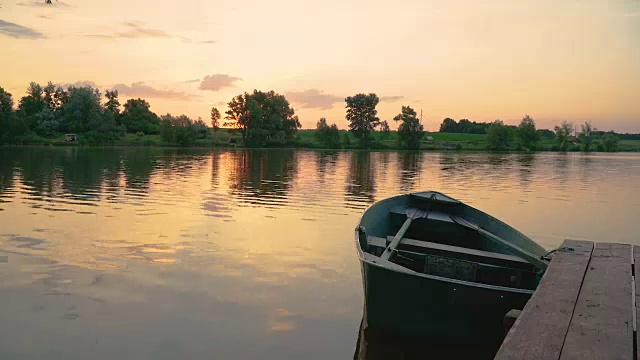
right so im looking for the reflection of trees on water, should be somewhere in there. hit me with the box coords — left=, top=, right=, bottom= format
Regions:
left=398, top=152, right=422, bottom=193
left=0, top=148, right=17, bottom=197
left=516, top=153, right=536, bottom=188
left=3, top=148, right=123, bottom=200
left=210, top=151, right=222, bottom=188
left=345, top=152, right=376, bottom=205
left=122, top=149, right=159, bottom=191
left=314, top=151, right=339, bottom=183
left=228, top=150, right=298, bottom=204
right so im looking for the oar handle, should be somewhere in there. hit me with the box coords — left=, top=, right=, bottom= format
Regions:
left=381, top=217, right=412, bottom=260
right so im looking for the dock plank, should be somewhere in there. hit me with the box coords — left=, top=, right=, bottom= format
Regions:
left=560, top=243, right=633, bottom=360
left=495, top=239, right=593, bottom=360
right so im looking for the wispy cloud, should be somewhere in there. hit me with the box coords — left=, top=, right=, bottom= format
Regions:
left=58, top=80, right=99, bottom=89
left=17, top=0, right=69, bottom=7
left=85, top=21, right=171, bottom=39
left=199, top=74, right=241, bottom=91
left=379, top=95, right=404, bottom=102
left=199, top=40, right=216, bottom=44
left=285, top=89, right=343, bottom=110
left=0, top=20, right=45, bottom=39
left=38, top=15, right=54, bottom=19
left=182, top=79, right=200, bottom=83
left=624, top=12, right=640, bottom=17
left=112, top=82, right=196, bottom=100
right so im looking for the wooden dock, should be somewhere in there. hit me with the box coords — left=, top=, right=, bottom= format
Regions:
left=496, top=239, right=636, bottom=359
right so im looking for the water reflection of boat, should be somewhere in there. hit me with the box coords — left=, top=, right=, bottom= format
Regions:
left=353, top=315, right=498, bottom=360
left=355, top=191, right=548, bottom=348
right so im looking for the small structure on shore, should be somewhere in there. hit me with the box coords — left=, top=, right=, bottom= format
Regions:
left=65, top=134, right=78, bottom=142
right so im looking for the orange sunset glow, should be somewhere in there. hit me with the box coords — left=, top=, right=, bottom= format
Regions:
left=2, top=0, right=639, bottom=132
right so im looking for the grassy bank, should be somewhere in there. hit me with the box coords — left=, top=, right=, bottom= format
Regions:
left=5, top=130, right=640, bottom=152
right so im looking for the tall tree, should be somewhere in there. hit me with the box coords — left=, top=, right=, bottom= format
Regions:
left=554, top=121, right=574, bottom=151
left=379, top=120, right=390, bottom=139
left=210, top=106, right=220, bottom=132
left=121, top=98, right=160, bottom=134
left=104, top=90, right=121, bottom=115
left=345, top=93, right=379, bottom=147
left=517, top=115, right=539, bottom=150
left=487, top=120, right=512, bottom=150
left=58, top=86, right=103, bottom=133
left=224, top=90, right=300, bottom=146
left=0, top=87, right=14, bottom=142
left=17, top=82, right=46, bottom=130
left=393, top=106, right=424, bottom=150
left=43, top=81, right=57, bottom=110
left=578, top=120, right=596, bottom=152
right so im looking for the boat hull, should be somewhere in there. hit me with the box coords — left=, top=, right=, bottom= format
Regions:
left=360, top=258, right=532, bottom=346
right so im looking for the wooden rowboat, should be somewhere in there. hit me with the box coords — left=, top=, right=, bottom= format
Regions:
left=355, top=191, right=548, bottom=346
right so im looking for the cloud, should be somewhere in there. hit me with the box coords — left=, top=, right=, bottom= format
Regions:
left=215, top=101, right=226, bottom=106
left=285, top=89, right=343, bottom=110
left=624, top=12, right=640, bottom=17
left=38, top=15, right=54, bottom=20
left=182, top=79, right=200, bottom=83
left=58, top=80, right=99, bottom=89
left=85, top=21, right=171, bottom=39
left=379, top=95, right=404, bottom=102
left=17, top=0, right=69, bottom=7
left=199, top=74, right=241, bottom=91
left=111, top=82, right=196, bottom=100
left=0, top=20, right=45, bottom=39
left=199, top=40, right=216, bottom=44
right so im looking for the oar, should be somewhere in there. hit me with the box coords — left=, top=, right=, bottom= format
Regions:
left=381, top=208, right=427, bottom=260
left=450, top=215, right=548, bottom=271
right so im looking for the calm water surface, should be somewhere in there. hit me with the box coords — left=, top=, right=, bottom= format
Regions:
left=1, top=147, right=639, bottom=359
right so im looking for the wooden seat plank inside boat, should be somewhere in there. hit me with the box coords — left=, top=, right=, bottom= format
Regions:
left=367, top=235, right=533, bottom=271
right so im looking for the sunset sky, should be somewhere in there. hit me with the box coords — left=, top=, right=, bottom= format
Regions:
left=1, top=0, right=639, bottom=132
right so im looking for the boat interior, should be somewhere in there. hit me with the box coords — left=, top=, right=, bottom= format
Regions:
left=359, top=193, right=541, bottom=291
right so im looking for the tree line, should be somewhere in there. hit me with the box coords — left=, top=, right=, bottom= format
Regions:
left=482, top=117, right=621, bottom=152
left=0, top=81, right=630, bottom=151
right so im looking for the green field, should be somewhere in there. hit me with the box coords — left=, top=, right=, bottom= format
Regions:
left=8, top=129, right=640, bottom=152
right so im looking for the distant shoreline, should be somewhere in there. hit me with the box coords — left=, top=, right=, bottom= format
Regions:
left=3, top=129, right=639, bottom=152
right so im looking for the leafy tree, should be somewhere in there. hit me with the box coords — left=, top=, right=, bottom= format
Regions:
left=439, top=118, right=457, bottom=132
left=578, top=120, right=596, bottom=152
left=159, top=113, right=198, bottom=146
left=517, top=115, right=539, bottom=150
left=193, top=117, right=208, bottom=139
left=18, top=82, right=46, bottom=117
left=121, top=98, right=160, bottom=134
left=379, top=120, right=390, bottom=139
left=487, top=120, right=512, bottom=150
left=58, top=86, right=103, bottom=133
left=210, top=106, right=220, bottom=132
left=0, top=87, right=14, bottom=142
left=393, top=106, right=424, bottom=150
left=43, top=82, right=57, bottom=110
left=34, top=108, right=58, bottom=136
left=225, top=90, right=301, bottom=146
left=104, top=90, right=121, bottom=116
left=315, top=118, right=341, bottom=148
left=554, top=121, right=574, bottom=151
left=345, top=93, right=379, bottom=147
left=601, top=133, right=620, bottom=152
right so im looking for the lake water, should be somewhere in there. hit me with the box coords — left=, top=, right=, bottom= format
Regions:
left=1, top=147, right=639, bottom=359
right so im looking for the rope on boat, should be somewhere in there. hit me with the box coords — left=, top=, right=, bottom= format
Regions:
left=542, top=246, right=575, bottom=261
